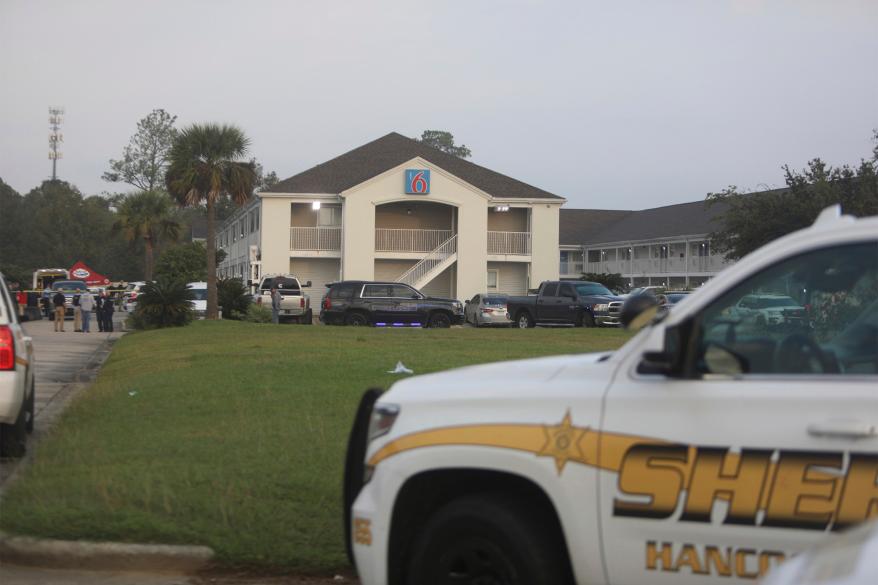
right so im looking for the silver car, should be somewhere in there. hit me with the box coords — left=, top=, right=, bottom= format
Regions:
left=464, top=294, right=511, bottom=327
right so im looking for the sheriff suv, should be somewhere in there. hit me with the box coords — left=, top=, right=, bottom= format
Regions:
left=344, top=206, right=878, bottom=585
left=0, top=272, right=36, bottom=458
left=320, top=281, right=464, bottom=328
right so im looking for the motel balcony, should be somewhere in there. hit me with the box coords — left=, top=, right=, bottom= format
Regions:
left=289, top=226, right=342, bottom=251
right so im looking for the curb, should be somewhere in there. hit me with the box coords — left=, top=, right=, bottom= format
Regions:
left=0, top=532, right=214, bottom=573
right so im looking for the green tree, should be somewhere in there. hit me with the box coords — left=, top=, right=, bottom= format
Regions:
left=154, top=242, right=226, bottom=283
left=708, top=137, right=878, bottom=260
left=580, top=272, right=628, bottom=293
left=217, top=277, right=251, bottom=319
left=103, top=109, right=178, bottom=192
left=165, top=123, right=257, bottom=319
left=113, top=191, right=181, bottom=281
left=415, top=130, right=472, bottom=158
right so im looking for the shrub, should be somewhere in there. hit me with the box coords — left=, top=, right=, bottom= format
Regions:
left=217, top=277, right=251, bottom=320
left=244, top=303, right=272, bottom=323
left=133, top=279, right=194, bottom=328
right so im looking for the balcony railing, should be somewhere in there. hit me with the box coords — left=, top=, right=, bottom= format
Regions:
left=487, top=231, right=531, bottom=255
left=290, top=226, right=341, bottom=251
left=584, top=255, right=728, bottom=275
left=375, top=228, right=454, bottom=252
left=560, top=261, right=584, bottom=276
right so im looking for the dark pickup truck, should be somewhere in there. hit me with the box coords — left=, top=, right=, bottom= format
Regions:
left=319, top=281, right=465, bottom=328
left=505, top=280, right=624, bottom=328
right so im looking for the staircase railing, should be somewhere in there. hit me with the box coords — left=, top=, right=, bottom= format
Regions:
left=396, top=234, right=458, bottom=288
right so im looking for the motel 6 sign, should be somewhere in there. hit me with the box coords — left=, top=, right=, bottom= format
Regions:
left=405, top=169, right=430, bottom=194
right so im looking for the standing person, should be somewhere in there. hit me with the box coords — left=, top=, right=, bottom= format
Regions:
left=79, top=290, right=94, bottom=333
left=52, top=289, right=66, bottom=332
left=270, top=286, right=282, bottom=324
left=100, top=292, right=115, bottom=332
left=96, top=293, right=105, bottom=332
left=72, top=293, right=82, bottom=332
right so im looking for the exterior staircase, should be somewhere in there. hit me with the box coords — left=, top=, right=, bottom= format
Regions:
left=396, top=234, right=457, bottom=290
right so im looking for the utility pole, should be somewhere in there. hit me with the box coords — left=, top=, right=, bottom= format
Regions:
left=48, top=106, right=64, bottom=181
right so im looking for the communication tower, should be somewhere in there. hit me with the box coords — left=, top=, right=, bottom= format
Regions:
left=48, top=106, right=64, bottom=181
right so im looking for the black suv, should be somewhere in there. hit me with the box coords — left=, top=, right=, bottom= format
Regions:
left=319, top=281, right=464, bottom=328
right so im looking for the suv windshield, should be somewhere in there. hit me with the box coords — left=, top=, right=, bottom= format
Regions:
left=574, top=283, right=613, bottom=296
left=484, top=296, right=507, bottom=305
left=53, top=281, right=88, bottom=291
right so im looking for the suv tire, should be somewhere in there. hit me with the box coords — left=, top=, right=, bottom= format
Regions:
left=428, top=312, right=451, bottom=328
left=406, top=494, right=571, bottom=585
left=0, top=404, right=28, bottom=458
left=345, top=312, right=369, bottom=327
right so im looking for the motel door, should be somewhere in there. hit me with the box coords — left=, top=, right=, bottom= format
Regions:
left=599, top=241, right=878, bottom=584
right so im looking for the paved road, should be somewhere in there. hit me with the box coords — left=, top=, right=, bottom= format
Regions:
left=0, top=313, right=126, bottom=486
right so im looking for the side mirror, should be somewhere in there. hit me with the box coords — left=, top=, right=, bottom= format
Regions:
left=247, top=280, right=253, bottom=287
left=637, top=351, right=677, bottom=375
left=621, top=294, right=661, bottom=330
left=465, top=300, right=470, bottom=304
left=305, top=281, right=312, bottom=288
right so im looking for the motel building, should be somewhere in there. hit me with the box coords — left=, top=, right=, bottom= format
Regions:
left=218, top=132, right=564, bottom=302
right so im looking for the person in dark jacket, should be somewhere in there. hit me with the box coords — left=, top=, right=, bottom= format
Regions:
left=52, top=290, right=66, bottom=332
left=95, top=294, right=104, bottom=332
left=100, top=292, right=115, bottom=332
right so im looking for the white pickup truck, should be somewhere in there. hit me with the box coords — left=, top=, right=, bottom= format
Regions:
left=253, top=275, right=313, bottom=324
left=0, top=272, right=36, bottom=458
left=344, top=206, right=878, bottom=585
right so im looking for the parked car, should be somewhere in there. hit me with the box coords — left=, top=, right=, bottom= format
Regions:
left=730, top=293, right=807, bottom=327
left=464, top=294, right=511, bottom=327
left=253, top=275, right=312, bottom=324
left=187, top=282, right=208, bottom=319
left=122, top=281, right=147, bottom=312
left=41, top=280, right=89, bottom=319
left=505, top=280, right=624, bottom=328
left=657, top=290, right=692, bottom=305
left=320, top=281, right=464, bottom=328
left=0, top=271, right=36, bottom=458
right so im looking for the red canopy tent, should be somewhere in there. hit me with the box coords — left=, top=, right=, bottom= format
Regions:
left=69, top=261, right=111, bottom=286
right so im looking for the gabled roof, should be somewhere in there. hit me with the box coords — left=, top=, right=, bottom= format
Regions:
left=559, top=209, right=632, bottom=245
left=561, top=199, right=732, bottom=246
left=266, top=132, right=563, bottom=200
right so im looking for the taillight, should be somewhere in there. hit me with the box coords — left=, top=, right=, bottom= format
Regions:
left=300, top=297, right=305, bottom=308
left=130, top=292, right=138, bottom=300
left=323, top=297, right=331, bottom=310
left=0, top=326, right=14, bottom=370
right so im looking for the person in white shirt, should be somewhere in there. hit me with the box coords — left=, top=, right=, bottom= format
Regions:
left=79, top=291, right=95, bottom=333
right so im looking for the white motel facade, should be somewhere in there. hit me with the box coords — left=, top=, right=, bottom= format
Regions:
left=218, top=133, right=564, bottom=302
left=219, top=132, right=737, bottom=300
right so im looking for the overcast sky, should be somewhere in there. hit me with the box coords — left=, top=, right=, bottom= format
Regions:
left=1, top=0, right=876, bottom=210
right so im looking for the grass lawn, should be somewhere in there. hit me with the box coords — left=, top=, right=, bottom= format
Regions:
left=0, top=321, right=631, bottom=571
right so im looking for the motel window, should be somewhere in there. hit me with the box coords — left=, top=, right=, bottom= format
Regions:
left=250, top=211, right=255, bottom=232
left=487, top=270, right=499, bottom=291
left=318, top=206, right=341, bottom=227
left=255, top=208, right=259, bottom=231
left=587, top=250, right=601, bottom=263
left=240, top=219, right=245, bottom=238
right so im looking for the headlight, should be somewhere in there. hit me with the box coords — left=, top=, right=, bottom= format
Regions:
left=368, top=403, right=400, bottom=442
left=594, top=303, right=609, bottom=312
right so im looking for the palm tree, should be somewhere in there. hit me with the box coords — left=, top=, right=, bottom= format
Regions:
left=165, top=124, right=256, bottom=320
left=113, top=190, right=181, bottom=281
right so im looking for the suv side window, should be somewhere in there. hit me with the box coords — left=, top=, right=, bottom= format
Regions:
left=363, top=285, right=390, bottom=298
left=695, top=242, right=878, bottom=376
left=389, top=285, right=419, bottom=299
left=330, top=284, right=356, bottom=300
left=542, top=283, right=559, bottom=297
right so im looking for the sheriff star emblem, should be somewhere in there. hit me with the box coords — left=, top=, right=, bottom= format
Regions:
left=538, top=410, right=587, bottom=475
